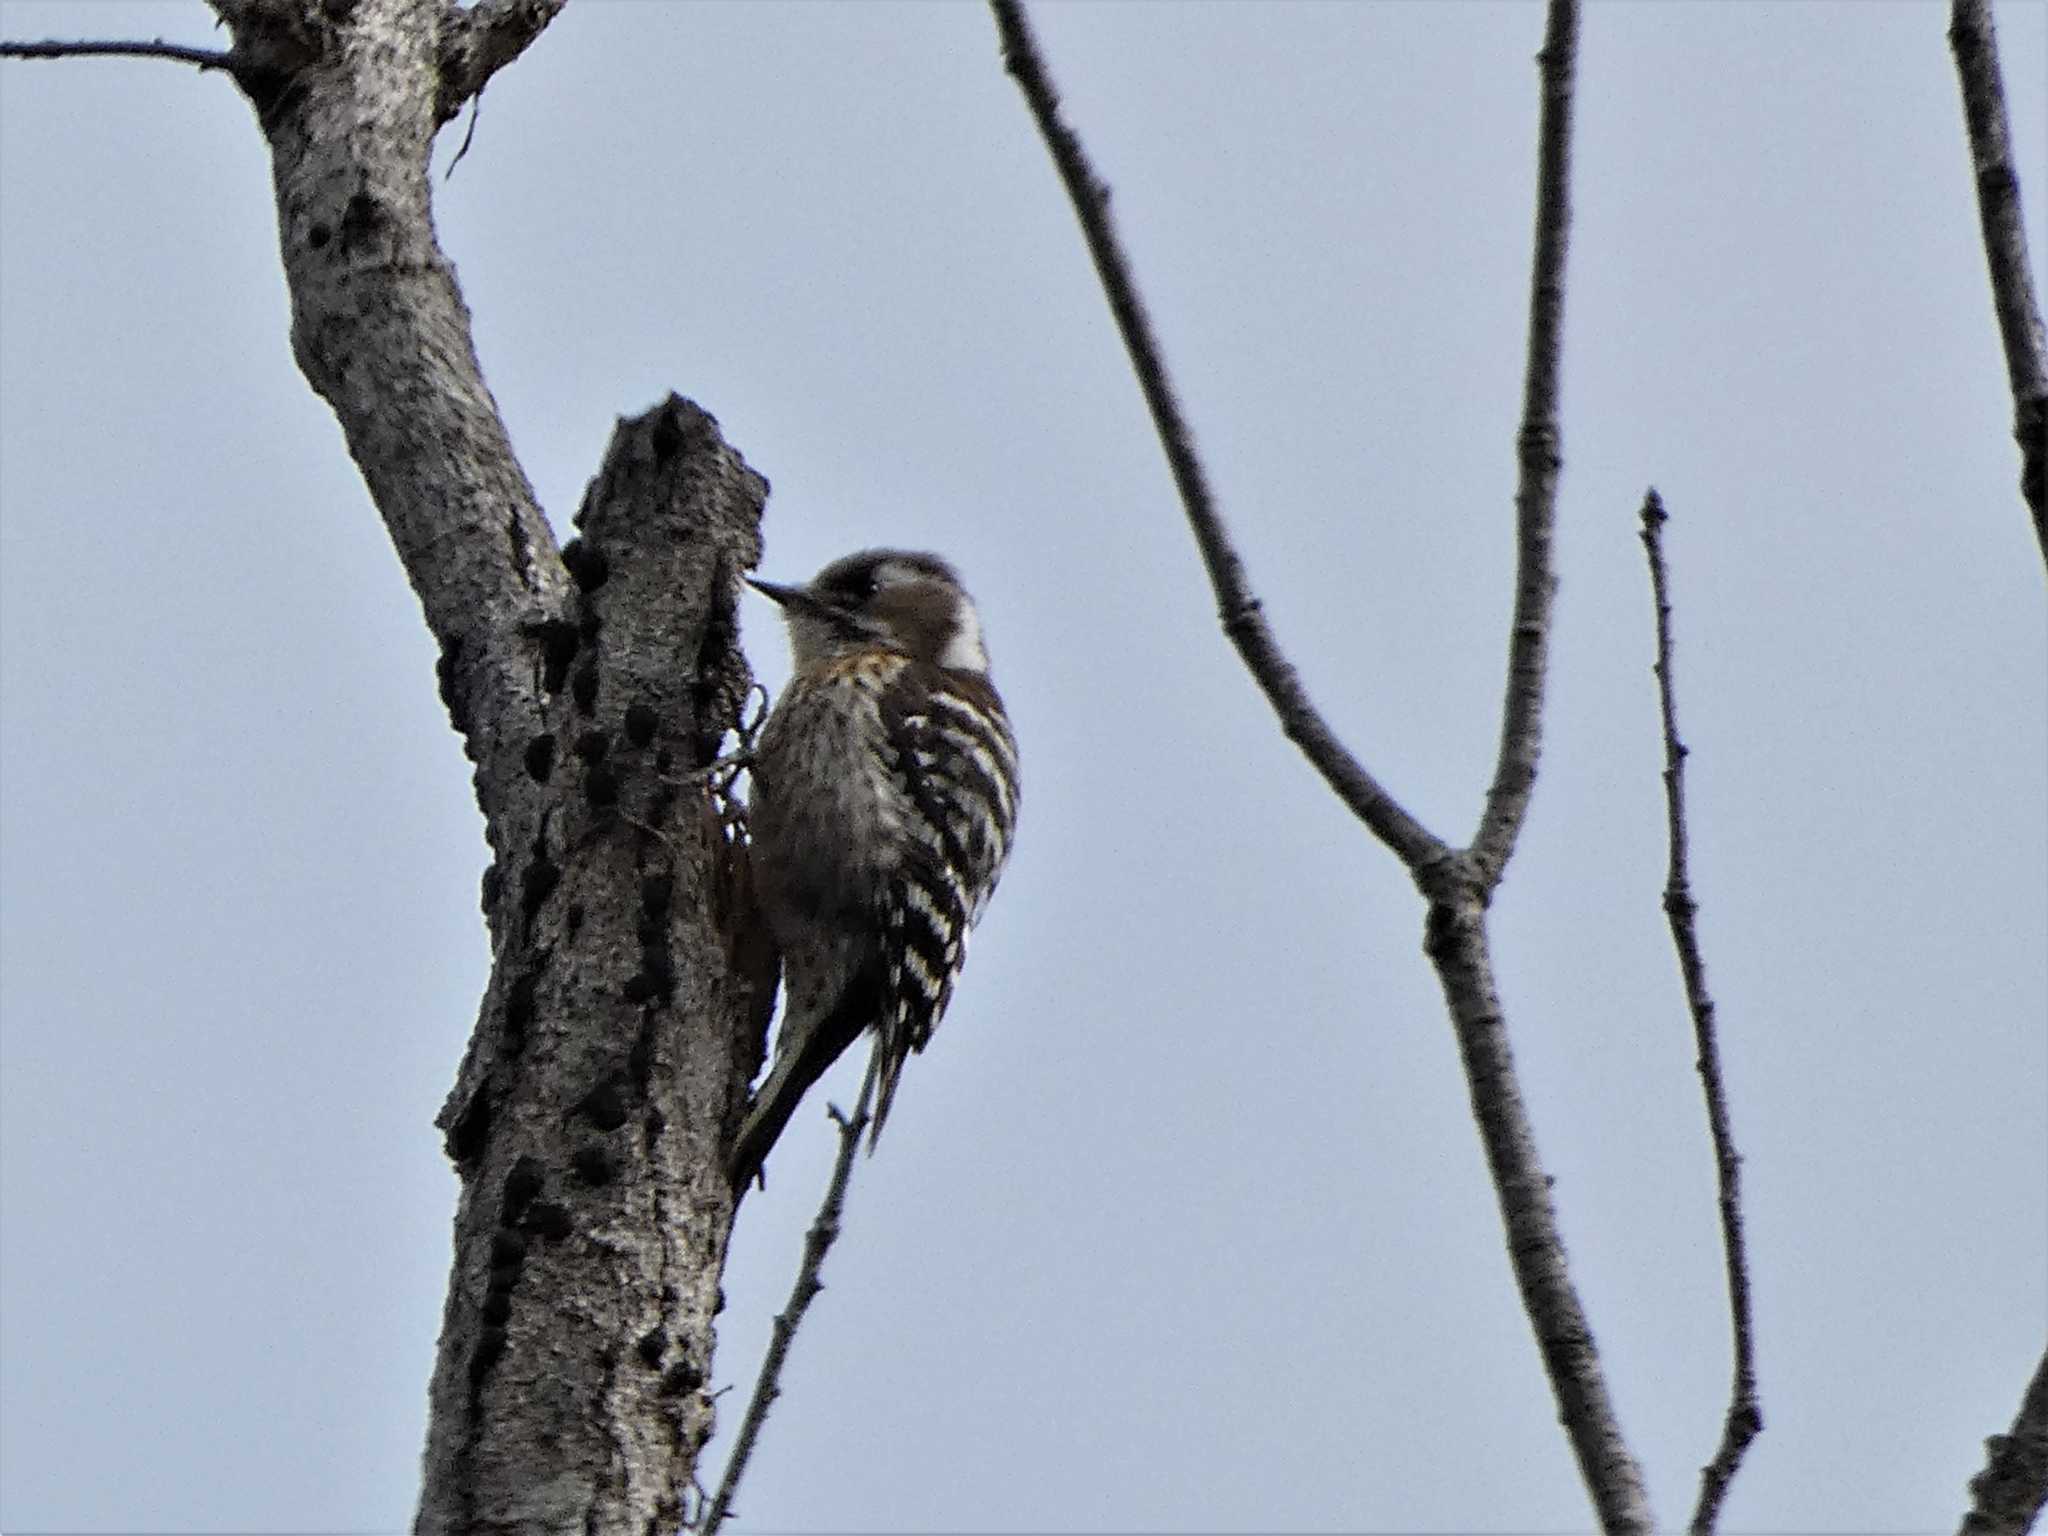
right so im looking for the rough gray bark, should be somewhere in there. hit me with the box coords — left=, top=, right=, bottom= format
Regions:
left=192, top=2, right=777, bottom=1528
left=414, top=396, right=771, bottom=1536
left=1958, top=1346, right=2048, bottom=1536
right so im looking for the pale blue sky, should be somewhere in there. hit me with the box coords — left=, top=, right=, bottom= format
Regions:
left=3, top=3, right=2044, bottom=1531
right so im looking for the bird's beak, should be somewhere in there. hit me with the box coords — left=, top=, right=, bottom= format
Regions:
left=746, top=576, right=803, bottom=607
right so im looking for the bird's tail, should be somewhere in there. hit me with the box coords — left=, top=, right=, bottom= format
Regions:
left=728, top=1042, right=811, bottom=1193
left=866, top=1026, right=911, bottom=1154
left=728, top=949, right=879, bottom=1191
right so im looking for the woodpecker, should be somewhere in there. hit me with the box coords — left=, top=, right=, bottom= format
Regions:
left=729, top=549, right=1018, bottom=1188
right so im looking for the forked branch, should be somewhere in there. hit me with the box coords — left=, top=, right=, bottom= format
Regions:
left=2, top=1, right=562, bottom=131
left=1640, top=492, right=1763, bottom=1533
left=992, top=3, right=1653, bottom=1529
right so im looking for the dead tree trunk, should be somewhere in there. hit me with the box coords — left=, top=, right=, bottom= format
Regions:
left=196, top=1, right=776, bottom=1527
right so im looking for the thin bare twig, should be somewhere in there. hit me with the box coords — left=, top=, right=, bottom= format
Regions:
left=700, top=1049, right=883, bottom=1536
left=1948, top=0, right=2048, bottom=566
left=0, top=37, right=238, bottom=74
left=443, top=92, right=483, bottom=181
left=1466, top=0, right=1576, bottom=885
left=1958, top=1345, right=2048, bottom=1536
left=988, top=0, right=1448, bottom=883
left=1640, top=491, right=1763, bottom=1533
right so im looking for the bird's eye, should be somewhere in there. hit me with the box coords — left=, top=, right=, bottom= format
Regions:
left=829, top=566, right=882, bottom=603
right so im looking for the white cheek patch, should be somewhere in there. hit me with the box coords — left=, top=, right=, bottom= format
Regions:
left=939, top=602, right=989, bottom=673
